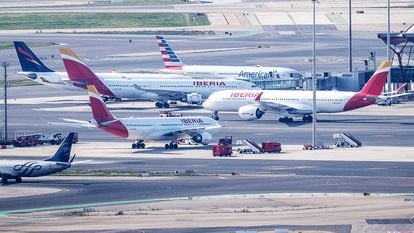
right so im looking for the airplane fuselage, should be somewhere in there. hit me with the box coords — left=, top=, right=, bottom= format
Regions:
left=203, top=90, right=377, bottom=114
left=0, top=160, right=70, bottom=178
left=99, top=116, right=221, bottom=142
left=160, top=65, right=302, bottom=81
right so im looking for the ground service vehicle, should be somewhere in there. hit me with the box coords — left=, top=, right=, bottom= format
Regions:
left=261, top=142, right=282, bottom=153
left=213, top=136, right=233, bottom=157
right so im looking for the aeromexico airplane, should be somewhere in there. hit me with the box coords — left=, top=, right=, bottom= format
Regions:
left=85, top=85, right=221, bottom=149
left=156, top=35, right=302, bottom=80
left=0, top=132, right=76, bottom=184
left=202, top=61, right=392, bottom=122
left=13, top=41, right=189, bottom=91
left=59, top=47, right=256, bottom=108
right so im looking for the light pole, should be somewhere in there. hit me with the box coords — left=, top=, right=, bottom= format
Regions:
left=3, top=62, right=9, bottom=145
left=312, top=0, right=317, bottom=148
left=348, top=0, right=352, bottom=72
left=386, top=0, right=391, bottom=91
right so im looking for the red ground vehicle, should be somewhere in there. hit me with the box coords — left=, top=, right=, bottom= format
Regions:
left=261, top=141, right=282, bottom=153
left=213, top=136, right=233, bottom=157
left=13, top=135, right=39, bottom=147
left=212, top=145, right=232, bottom=157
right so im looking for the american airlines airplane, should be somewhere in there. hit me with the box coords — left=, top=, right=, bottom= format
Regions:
left=156, top=35, right=302, bottom=80
left=0, top=132, right=76, bottom=184
left=85, top=85, right=221, bottom=149
left=203, top=61, right=392, bottom=122
left=13, top=41, right=190, bottom=91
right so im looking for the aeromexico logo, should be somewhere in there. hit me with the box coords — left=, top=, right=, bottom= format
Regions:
left=180, top=118, right=204, bottom=125
left=238, top=71, right=276, bottom=80
left=13, top=161, right=42, bottom=176
left=18, top=47, right=41, bottom=66
left=193, top=81, right=225, bottom=86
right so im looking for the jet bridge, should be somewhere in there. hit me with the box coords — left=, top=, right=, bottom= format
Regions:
left=333, top=133, right=362, bottom=148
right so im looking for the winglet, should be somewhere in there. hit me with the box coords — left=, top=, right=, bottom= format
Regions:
left=359, top=60, right=392, bottom=96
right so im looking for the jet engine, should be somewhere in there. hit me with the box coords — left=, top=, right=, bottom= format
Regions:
left=183, top=93, right=203, bottom=105
left=191, top=132, right=212, bottom=145
left=238, top=105, right=265, bottom=120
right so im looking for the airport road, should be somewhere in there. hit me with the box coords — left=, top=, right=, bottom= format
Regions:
left=1, top=161, right=414, bottom=212
left=0, top=30, right=386, bottom=79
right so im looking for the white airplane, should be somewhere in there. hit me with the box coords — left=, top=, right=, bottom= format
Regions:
left=203, top=61, right=392, bottom=122
left=378, top=83, right=413, bottom=105
left=84, top=85, right=221, bottom=149
left=0, top=132, right=76, bottom=184
left=13, top=41, right=196, bottom=92
left=60, top=47, right=257, bottom=108
left=156, top=35, right=302, bottom=80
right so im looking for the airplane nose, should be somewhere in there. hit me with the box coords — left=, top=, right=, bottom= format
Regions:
left=202, top=98, right=212, bottom=109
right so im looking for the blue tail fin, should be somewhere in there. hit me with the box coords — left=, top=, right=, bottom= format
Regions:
left=45, top=132, right=75, bottom=162
left=13, top=41, right=54, bottom=72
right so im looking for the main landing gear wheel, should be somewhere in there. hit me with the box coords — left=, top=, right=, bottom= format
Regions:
left=16, top=177, right=22, bottom=183
left=302, top=115, right=313, bottom=122
left=132, top=143, right=145, bottom=149
left=212, top=111, right=219, bottom=121
left=279, top=117, right=293, bottom=123
left=1, top=176, right=8, bottom=184
left=155, top=102, right=170, bottom=108
left=165, top=143, right=178, bottom=149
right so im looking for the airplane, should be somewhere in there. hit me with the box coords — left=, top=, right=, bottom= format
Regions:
left=0, top=132, right=76, bottom=184
left=156, top=35, right=302, bottom=80
left=13, top=41, right=193, bottom=92
left=60, top=47, right=257, bottom=108
left=202, top=61, right=392, bottom=122
left=378, top=83, right=413, bottom=105
left=84, top=84, right=221, bottom=149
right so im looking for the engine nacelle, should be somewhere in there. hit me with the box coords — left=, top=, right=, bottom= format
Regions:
left=238, top=105, right=265, bottom=120
left=191, top=132, right=212, bottom=145
left=184, top=93, right=203, bottom=105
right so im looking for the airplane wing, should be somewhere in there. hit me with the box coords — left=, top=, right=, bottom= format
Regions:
left=132, top=84, right=191, bottom=99
left=47, top=118, right=96, bottom=128
left=258, top=100, right=312, bottom=113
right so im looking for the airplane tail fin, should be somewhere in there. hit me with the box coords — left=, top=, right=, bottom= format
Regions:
left=396, top=83, right=408, bottom=93
left=13, top=41, right=54, bottom=72
left=87, top=85, right=116, bottom=124
left=59, top=48, right=115, bottom=97
left=359, top=61, right=392, bottom=96
left=87, top=85, right=129, bottom=138
left=45, top=132, right=75, bottom=162
left=156, top=35, right=183, bottom=70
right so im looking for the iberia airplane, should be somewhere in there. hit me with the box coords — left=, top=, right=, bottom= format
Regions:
left=203, top=61, right=392, bottom=122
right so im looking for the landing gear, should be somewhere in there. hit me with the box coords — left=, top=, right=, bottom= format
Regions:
left=155, top=101, right=170, bottom=108
left=212, top=111, right=219, bottom=121
left=302, top=115, right=313, bottom=122
left=279, top=117, right=293, bottom=123
left=1, top=176, right=8, bottom=184
left=132, top=141, right=145, bottom=149
left=164, top=143, right=178, bottom=149
left=16, top=177, right=22, bottom=183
